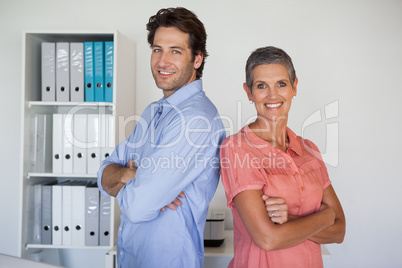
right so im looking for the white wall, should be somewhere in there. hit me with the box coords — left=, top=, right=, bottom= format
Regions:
left=1, top=0, right=402, bottom=267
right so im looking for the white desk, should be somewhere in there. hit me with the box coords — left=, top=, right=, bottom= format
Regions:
left=0, top=254, right=63, bottom=268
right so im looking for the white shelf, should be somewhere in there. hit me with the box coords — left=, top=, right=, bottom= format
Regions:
left=26, top=244, right=112, bottom=250
left=27, top=173, right=97, bottom=179
left=28, top=101, right=115, bottom=108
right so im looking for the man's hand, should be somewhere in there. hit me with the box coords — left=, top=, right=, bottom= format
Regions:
left=262, top=195, right=289, bottom=224
left=160, top=192, right=186, bottom=212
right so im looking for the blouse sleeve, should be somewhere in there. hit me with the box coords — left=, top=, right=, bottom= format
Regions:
left=220, top=138, right=266, bottom=209
left=302, top=138, right=331, bottom=190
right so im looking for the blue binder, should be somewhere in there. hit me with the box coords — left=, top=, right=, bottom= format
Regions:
left=104, top=42, right=114, bottom=102
left=84, top=42, right=94, bottom=102
left=94, top=42, right=105, bottom=102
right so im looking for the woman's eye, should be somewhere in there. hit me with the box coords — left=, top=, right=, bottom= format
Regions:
left=153, top=48, right=161, bottom=53
left=257, top=84, right=266, bottom=89
left=278, top=82, right=286, bottom=87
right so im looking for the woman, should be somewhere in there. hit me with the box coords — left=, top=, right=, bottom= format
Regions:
left=220, top=46, right=345, bottom=267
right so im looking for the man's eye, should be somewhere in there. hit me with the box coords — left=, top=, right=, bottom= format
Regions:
left=172, top=50, right=181, bottom=54
left=153, top=48, right=161, bottom=53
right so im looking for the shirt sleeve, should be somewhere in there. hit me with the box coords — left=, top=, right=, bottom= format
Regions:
left=220, top=138, right=266, bottom=209
left=302, top=138, right=331, bottom=190
left=116, top=113, right=224, bottom=224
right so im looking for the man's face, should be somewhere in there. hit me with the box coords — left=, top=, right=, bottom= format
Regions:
left=150, top=26, right=202, bottom=98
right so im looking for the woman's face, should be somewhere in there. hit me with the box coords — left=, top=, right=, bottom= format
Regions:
left=244, top=63, right=297, bottom=124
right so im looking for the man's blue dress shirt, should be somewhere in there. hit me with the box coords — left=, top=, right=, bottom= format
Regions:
left=97, top=80, right=226, bottom=268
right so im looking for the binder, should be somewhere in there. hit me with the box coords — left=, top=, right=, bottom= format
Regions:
left=85, top=183, right=100, bottom=246
left=99, top=194, right=111, bottom=246
left=41, top=42, right=56, bottom=101
left=87, top=114, right=100, bottom=174
left=32, top=184, right=42, bottom=244
left=62, top=183, right=72, bottom=245
left=52, top=183, right=63, bottom=245
left=94, top=42, right=105, bottom=102
left=84, top=42, right=94, bottom=102
left=29, top=114, right=38, bottom=172
left=62, top=114, right=73, bottom=174
left=71, top=183, right=86, bottom=246
left=70, top=43, right=84, bottom=102
left=56, top=42, right=70, bottom=102
left=36, top=114, right=52, bottom=173
left=41, top=184, right=52, bottom=244
left=52, top=114, right=63, bottom=173
left=73, top=114, right=87, bottom=174
left=100, top=115, right=115, bottom=163
left=104, top=42, right=114, bottom=102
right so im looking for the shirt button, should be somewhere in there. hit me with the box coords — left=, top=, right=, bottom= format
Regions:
left=287, top=159, right=292, bottom=162
left=301, top=186, right=305, bottom=191
left=294, top=172, right=300, bottom=176
left=120, top=251, right=123, bottom=256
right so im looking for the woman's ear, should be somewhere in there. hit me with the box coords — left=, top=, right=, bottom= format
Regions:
left=243, top=83, right=253, bottom=102
left=293, top=77, right=298, bottom=97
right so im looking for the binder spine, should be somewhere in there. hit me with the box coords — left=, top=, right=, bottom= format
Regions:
left=41, top=42, right=56, bottom=101
left=94, top=42, right=105, bottom=102
left=104, top=42, right=114, bottom=102
left=56, top=42, right=70, bottom=102
left=84, top=42, right=94, bottom=102
left=70, top=43, right=84, bottom=102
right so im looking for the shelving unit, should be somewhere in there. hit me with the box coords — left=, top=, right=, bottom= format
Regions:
left=20, top=30, right=136, bottom=268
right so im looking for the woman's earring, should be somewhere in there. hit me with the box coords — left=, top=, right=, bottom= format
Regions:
left=249, top=100, right=254, bottom=104
left=292, top=96, right=296, bottom=100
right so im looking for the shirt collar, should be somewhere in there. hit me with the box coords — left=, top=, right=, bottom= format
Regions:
left=158, top=79, right=203, bottom=107
left=286, top=127, right=303, bottom=156
left=242, top=124, right=303, bottom=156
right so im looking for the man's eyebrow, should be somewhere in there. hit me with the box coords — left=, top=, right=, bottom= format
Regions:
left=151, top=45, right=185, bottom=50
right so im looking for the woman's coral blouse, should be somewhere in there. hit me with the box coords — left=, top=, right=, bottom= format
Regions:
left=220, top=125, right=331, bottom=268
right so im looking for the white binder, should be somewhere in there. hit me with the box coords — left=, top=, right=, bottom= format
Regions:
left=87, top=114, right=100, bottom=174
left=73, top=114, right=87, bottom=174
left=41, top=42, right=56, bottom=101
left=52, top=114, right=63, bottom=173
left=71, top=183, right=86, bottom=246
left=56, top=42, right=70, bottom=102
left=62, top=114, right=73, bottom=174
left=100, top=115, right=115, bottom=163
left=62, top=183, right=72, bottom=246
left=70, top=43, right=84, bottom=102
left=51, top=184, right=63, bottom=245
left=36, top=114, right=52, bottom=173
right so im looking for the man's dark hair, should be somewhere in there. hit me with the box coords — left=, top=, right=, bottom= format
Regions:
left=146, top=7, right=208, bottom=79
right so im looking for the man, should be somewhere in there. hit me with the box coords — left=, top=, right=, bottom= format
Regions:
left=97, top=7, right=226, bottom=268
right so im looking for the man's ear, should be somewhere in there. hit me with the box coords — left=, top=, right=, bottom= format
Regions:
left=194, top=53, right=203, bottom=69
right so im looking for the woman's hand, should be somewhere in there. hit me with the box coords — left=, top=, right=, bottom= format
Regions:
left=262, top=195, right=289, bottom=224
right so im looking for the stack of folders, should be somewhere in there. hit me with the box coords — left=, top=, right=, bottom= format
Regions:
left=52, top=113, right=115, bottom=175
left=41, top=41, right=114, bottom=102
left=31, top=182, right=111, bottom=247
